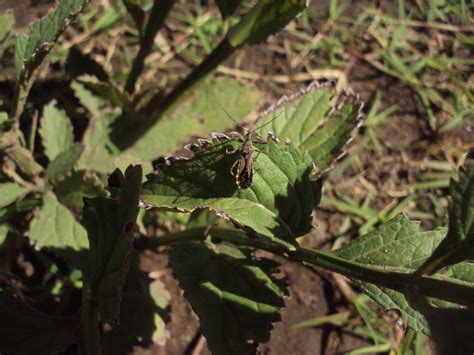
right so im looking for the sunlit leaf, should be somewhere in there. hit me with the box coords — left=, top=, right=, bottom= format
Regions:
left=0, top=183, right=27, bottom=209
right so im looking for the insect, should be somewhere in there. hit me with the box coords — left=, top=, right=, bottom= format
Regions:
left=217, top=104, right=282, bottom=189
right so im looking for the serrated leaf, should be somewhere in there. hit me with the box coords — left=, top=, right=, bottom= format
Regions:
left=215, top=0, right=242, bottom=18
left=228, top=0, right=306, bottom=47
left=170, top=241, right=286, bottom=355
left=54, top=170, right=106, bottom=210
left=102, top=261, right=170, bottom=353
left=82, top=165, right=142, bottom=323
left=418, top=160, right=474, bottom=273
left=0, top=295, right=77, bottom=355
left=256, top=83, right=363, bottom=172
left=142, top=140, right=315, bottom=250
left=0, top=13, right=14, bottom=43
left=29, top=194, right=89, bottom=271
left=14, top=0, right=89, bottom=80
left=113, top=77, right=260, bottom=160
left=45, top=143, right=84, bottom=182
left=0, top=183, right=28, bottom=209
left=39, top=101, right=74, bottom=161
left=334, top=215, right=474, bottom=333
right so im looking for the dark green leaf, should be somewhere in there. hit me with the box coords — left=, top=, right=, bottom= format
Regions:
left=45, top=144, right=84, bottom=182
left=14, top=0, right=89, bottom=81
left=0, top=295, right=77, bottom=355
left=39, top=101, right=74, bottom=161
left=228, top=0, right=307, bottom=47
left=29, top=194, right=89, bottom=271
left=418, top=160, right=474, bottom=273
left=170, top=241, right=286, bottom=355
left=334, top=215, right=474, bottom=333
left=142, top=140, right=315, bottom=250
left=82, top=165, right=142, bottom=323
left=256, top=83, right=363, bottom=173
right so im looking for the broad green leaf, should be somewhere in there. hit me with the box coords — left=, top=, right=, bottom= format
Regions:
left=0, top=13, right=14, bottom=43
left=113, top=77, right=260, bottom=160
left=82, top=165, right=142, bottom=323
left=228, top=0, right=307, bottom=47
left=39, top=101, right=74, bottom=161
left=102, top=261, right=170, bottom=353
left=0, top=295, right=77, bottom=355
left=14, top=0, right=89, bottom=80
left=142, top=140, right=315, bottom=250
left=418, top=160, right=474, bottom=273
left=54, top=170, right=106, bottom=210
left=0, top=182, right=27, bottom=209
left=29, top=194, right=89, bottom=270
left=256, top=83, right=363, bottom=173
left=215, top=0, right=242, bottom=18
left=45, top=143, right=84, bottom=182
left=170, top=241, right=286, bottom=355
left=334, top=215, right=474, bottom=333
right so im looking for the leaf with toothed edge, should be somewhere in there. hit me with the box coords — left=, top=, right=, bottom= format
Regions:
left=255, top=81, right=363, bottom=176
left=170, top=241, right=287, bottom=355
left=81, top=165, right=142, bottom=323
left=142, top=139, right=316, bottom=250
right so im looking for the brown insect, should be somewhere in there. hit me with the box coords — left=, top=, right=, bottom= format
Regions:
left=217, top=107, right=282, bottom=189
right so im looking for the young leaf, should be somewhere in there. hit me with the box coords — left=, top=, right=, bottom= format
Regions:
left=0, top=295, right=77, bottom=355
left=215, top=0, right=243, bottom=18
left=81, top=165, right=142, bottom=323
left=142, top=140, right=315, bottom=250
left=418, top=160, right=474, bottom=274
left=14, top=0, right=89, bottom=81
left=334, top=215, right=474, bottom=333
left=0, top=12, right=14, bottom=43
left=45, top=143, right=84, bottom=182
left=39, top=101, right=74, bottom=161
left=29, top=194, right=89, bottom=271
left=256, top=83, right=363, bottom=173
left=227, top=0, right=307, bottom=47
left=170, top=241, right=286, bottom=355
left=0, top=182, right=28, bottom=209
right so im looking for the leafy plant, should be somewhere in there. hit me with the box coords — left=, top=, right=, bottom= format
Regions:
left=0, top=1, right=472, bottom=355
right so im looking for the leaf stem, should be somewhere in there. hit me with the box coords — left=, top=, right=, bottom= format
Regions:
left=124, top=0, right=175, bottom=95
left=136, top=227, right=474, bottom=308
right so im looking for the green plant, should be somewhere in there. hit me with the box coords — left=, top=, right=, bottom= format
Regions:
left=0, top=1, right=473, bottom=354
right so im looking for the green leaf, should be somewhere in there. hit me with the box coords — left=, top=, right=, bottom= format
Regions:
left=256, top=83, right=363, bottom=173
left=82, top=165, right=142, bottom=323
left=14, top=0, right=89, bottom=80
left=54, top=170, right=106, bottom=210
left=334, top=215, right=474, bottom=333
left=45, top=143, right=84, bottom=182
left=418, top=160, right=474, bottom=273
left=39, top=101, right=74, bottom=161
left=0, top=182, right=28, bottom=209
left=118, top=77, right=260, bottom=161
left=0, top=295, right=77, bottom=355
left=0, top=12, right=14, bottom=43
left=142, top=140, right=315, bottom=250
left=29, top=194, right=89, bottom=271
left=215, top=0, right=242, bottom=18
left=228, top=0, right=307, bottom=47
left=170, top=241, right=286, bottom=355
left=102, top=261, right=170, bottom=353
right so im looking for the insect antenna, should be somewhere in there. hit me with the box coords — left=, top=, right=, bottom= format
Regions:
left=254, top=110, right=283, bottom=131
left=217, top=101, right=241, bottom=127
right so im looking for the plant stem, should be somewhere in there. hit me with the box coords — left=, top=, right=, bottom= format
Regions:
left=124, top=0, right=175, bottom=95
left=142, top=38, right=236, bottom=114
left=135, top=227, right=474, bottom=308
